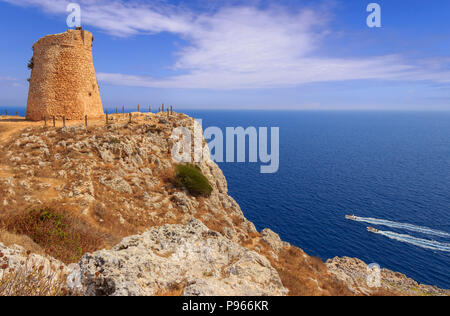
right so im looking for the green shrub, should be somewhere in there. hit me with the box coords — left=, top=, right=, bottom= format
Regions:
left=27, top=57, right=34, bottom=70
left=174, top=164, right=213, bottom=197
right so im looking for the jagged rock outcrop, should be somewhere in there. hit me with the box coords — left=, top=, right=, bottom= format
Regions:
left=326, top=257, right=449, bottom=296
left=71, top=219, right=287, bottom=296
left=261, top=228, right=289, bottom=254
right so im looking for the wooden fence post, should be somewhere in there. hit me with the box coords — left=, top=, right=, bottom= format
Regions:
left=138, top=104, right=140, bottom=113
left=85, top=115, right=88, bottom=128
left=63, top=116, right=66, bottom=128
left=44, top=116, right=47, bottom=126
left=106, top=111, right=109, bottom=125
left=129, top=112, right=132, bottom=123
left=53, top=116, right=56, bottom=127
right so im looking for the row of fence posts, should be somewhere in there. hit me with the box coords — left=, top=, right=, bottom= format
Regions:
left=40, top=104, right=175, bottom=127
left=3, top=104, right=174, bottom=121
left=109, top=104, right=174, bottom=123
left=103, top=104, right=175, bottom=126
left=1, top=110, right=19, bottom=117
left=43, top=115, right=69, bottom=128
left=112, top=104, right=174, bottom=115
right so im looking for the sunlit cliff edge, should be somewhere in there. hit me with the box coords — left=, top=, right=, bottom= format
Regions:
left=0, top=113, right=448, bottom=296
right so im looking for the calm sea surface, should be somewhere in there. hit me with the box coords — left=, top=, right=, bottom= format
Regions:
left=186, top=110, right=450, bottom=289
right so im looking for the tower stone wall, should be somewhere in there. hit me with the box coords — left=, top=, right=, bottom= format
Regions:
left=26, top=29, right=104, bottom=121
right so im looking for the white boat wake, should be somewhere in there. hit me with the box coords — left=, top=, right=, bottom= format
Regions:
left=376, top=230, right=450, bottom=253
left=350, top=216, right=450, bottom=238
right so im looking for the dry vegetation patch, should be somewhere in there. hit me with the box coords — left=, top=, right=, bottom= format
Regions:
left=154, top=281, right=186, bottom=296
left=244, top=237, right=354, bottom=296
left=0, top=257, right=70, bottom=296
left=0, top=206, right=108, bottom=264
left=0, top=230, right=45, bottom=256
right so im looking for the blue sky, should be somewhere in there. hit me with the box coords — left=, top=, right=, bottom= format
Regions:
left=0, top=0, right=449, bottom=110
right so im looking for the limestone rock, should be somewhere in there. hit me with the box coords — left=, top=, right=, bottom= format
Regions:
left=73, top=219, right=288, bottom=296
left=326, top=257, right=449, bottom=296
left=99, top=176, right=132, bottom=194
left=261, top=228, right=286, bottom=253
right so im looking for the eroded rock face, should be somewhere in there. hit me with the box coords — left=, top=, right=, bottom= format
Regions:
left=326, top=257, right=450, bottom=296
left=261, top=229, right=288, bottom=253
left=74, top=219, right=288, bottom=296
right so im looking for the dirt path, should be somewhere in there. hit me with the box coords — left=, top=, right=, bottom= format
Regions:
left=0, top=117, right=39, bottom=143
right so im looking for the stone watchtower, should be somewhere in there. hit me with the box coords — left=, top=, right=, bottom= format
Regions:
left=26, top=29, right=104, bottom=121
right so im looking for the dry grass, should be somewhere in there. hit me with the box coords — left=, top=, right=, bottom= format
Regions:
left=0, top=125, right=10, bottom=135
left=0, top=253, right=71, bottom=296
left=159, top=166, right=175, bottom=185
left=370, top=288, right=405, bottom=296
left=275, top=246, right=353, bottom=296
left=154, top=281, right=186, bottom=296
left=243, top=237, right=354, bottom=296
left=194, top=202, right=230, bottom=236
left=274, top=247, right=353, bottom=296
left=0, top=230, right=45, bottom=256
left=0, top=206, right=107, bottom=264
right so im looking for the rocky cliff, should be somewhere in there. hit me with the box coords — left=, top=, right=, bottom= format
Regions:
left=0, top=112, right=447, bottom=296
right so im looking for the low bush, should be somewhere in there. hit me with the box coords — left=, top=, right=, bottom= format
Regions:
left=173, top=164, right=213, bottom=197
left=27, top=57, right=34, bottom=70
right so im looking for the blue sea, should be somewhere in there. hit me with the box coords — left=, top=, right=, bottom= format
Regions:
left=3, top=107, right=450, bottom=289
left=185, top=110, right=450, bottom=290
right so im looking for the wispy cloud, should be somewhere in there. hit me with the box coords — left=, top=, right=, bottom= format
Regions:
left=0, top=76, right=17, bottom=81
left=3, top=0, right=193, bottom=37
left=4, top=0, right=450, bottom=89
left=0, top=76, right=23, bottom=87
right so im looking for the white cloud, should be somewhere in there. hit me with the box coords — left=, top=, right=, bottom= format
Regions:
left=3, top=0, right=193, bottom=36
left=4, top=0, right=450, bottom=89
left=0, top=76, right=24, bottom=87
left=0, top=76, right=17, bottom=81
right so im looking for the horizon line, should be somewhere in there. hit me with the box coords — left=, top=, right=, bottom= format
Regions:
left=1, top=106, right=450, bottom=113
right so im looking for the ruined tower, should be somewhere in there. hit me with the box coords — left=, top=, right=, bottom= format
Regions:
left=26, top=29, right=104, bottom=121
